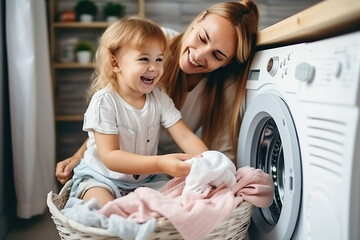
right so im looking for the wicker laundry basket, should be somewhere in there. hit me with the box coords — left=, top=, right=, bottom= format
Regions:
left=47, top=180, right=254, bottom=240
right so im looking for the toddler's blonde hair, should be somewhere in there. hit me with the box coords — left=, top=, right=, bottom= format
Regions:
left=87, top=16, right=167, bottom=99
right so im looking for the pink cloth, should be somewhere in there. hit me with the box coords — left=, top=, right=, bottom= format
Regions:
left=232, top=166, right=274, bottom=208
left=99, top=166, right=273, bottom=240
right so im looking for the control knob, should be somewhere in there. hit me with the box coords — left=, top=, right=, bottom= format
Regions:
left=295, top=62, right=315, bottom=83
left=334, top=61, right=342, bottom=78
left=267, top=56, right=279, bottom=77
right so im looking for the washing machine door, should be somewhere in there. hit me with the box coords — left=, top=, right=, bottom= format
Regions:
left=238, top=93, right=302, bottom=240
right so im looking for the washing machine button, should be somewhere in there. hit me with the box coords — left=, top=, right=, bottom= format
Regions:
left=267, top=56, right=279, bottom=77
left=295, top=62, right=315, bottom=83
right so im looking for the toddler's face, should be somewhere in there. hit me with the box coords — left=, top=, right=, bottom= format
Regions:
left=113, top=42, right=164, bottom=95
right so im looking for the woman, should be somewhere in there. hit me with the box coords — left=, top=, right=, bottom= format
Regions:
left=56, top=0, right=259, bottom=184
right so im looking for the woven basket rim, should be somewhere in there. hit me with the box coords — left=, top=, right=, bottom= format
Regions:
left=47, top=180, right=254, bottom=239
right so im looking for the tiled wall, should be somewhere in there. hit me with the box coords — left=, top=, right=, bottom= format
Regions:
left=57, top=0, right=322, bottom=32
left=145, top=0, right=322, bottom=32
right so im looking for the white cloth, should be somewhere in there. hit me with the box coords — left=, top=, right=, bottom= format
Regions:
left=183, top=150, right=237, bottom=194
left=82, top=85, right=181, bottom=181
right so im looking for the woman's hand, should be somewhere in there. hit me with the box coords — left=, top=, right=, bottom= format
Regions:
left=55, top=156, right=80, bottom=184
left=157, top=153, right=193, bottom=177
left=56, top=139, right=87, bottom=184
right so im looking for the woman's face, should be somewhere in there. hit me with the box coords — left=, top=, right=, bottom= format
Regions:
left=179, top=14, right=237, bottom=75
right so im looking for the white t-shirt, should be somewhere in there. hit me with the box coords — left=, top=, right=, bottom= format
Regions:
left=82, top=85, right=181, bottom=181
left=157, top=77, right=237, bottom=162
left=158, top=78, right=205, bottom=155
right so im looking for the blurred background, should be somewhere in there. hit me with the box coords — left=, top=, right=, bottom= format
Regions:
left=1, top=0, right=322, bottom=239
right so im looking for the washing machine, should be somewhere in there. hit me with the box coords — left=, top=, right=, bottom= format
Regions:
left=237, top=31, right=360, bottom=240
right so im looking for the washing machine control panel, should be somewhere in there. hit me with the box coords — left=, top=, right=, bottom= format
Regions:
left=247, top=43, right=305, bottom=93
left=297, top=31, right=360, bottom=105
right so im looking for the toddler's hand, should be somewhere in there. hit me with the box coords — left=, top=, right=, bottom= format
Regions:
left=158, top=153, right=193, bottom=177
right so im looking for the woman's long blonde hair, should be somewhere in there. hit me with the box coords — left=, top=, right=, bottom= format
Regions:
left=87, top=16, right=167, bottom=98
left=160, top=0, right=259, bottom=161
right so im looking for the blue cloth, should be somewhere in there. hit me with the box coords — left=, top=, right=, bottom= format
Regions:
left=61, top=197, right=157, bottom=240
left=61, top=161, right=170, bottom=240
left=61, top=161, right=171, bottom=239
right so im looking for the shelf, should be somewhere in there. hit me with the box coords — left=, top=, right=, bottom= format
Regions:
left=56, top=115, right=84, bottom=122
left=257, top=0, right=360, bottom=46
left=53, top=21, right=109, bottom=28
left=54, top=62, right=95, bottom=69
left=50, top=0, right=145, bottom=161
left=138, top=0, right=145, bottom=16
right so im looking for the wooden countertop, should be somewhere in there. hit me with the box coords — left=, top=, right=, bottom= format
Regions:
left=257, top=0, right=360, bottom=47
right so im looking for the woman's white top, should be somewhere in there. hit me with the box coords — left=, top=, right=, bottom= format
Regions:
left=158, top=78, right=205, bottom=155
left=82, top=85, right=181, bottom=181
left=158, top=78, right=236, bottom=161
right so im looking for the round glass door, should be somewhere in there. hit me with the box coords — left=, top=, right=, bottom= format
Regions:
left=238, top=93, right=302, bottom=240
left=257, top=118, right=284, bottom=226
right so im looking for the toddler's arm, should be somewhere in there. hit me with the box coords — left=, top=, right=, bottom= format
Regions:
left=94, top=131, right=192, bottom=177
left=167, top=119, right=209, bottom=154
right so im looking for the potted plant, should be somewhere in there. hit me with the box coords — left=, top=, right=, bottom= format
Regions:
left=103, top=2, right=126, bottom=22
left=74, top=0, right=98, bottom=22
left=73, top=40, right=94, bottom=63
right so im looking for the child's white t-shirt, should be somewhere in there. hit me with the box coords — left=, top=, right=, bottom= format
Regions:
left=82, top=85, right=181, bottom=181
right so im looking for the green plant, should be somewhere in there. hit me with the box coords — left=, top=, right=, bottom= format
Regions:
left=74, top=0, right=98, bottom=17
left=73, top=41, right=94, bottom=54
left=103, top=2, right=126, bottom=18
